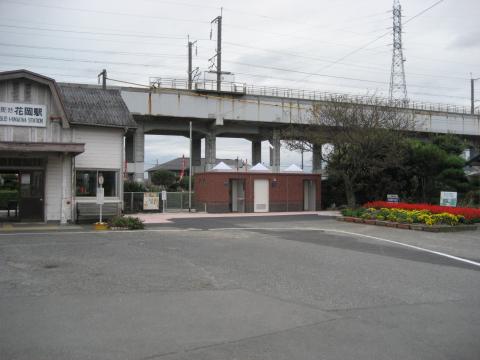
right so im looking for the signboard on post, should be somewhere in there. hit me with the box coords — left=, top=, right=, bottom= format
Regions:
left=440, top=191, right=457, bottom=207
left=143, top=192, right=160, bottom=210
left=0, top=102, right=46, bottom=127
left=161, top=191, right=167, bottom=213
left=387, top=194, right=400, bottom=203
left=96, top=187, right=104, bottom=205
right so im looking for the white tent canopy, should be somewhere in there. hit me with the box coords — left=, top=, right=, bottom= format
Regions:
left=211, top=161, right=233, bottom=171
left=284, top=164, right=304, bottom=172
left=250, top=163, right=271, bottom=172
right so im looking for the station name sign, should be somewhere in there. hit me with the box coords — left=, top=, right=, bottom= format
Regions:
left=0, top=102, right=46, bottom=127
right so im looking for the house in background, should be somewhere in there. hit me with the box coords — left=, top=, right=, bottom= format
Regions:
left=146, top=157, right=241, bottom=181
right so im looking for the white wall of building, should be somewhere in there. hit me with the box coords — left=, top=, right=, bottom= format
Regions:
left=73, top=126, right=123, bottom=169
left=73, top=126, right=124, bottom=205
left=45, top=154, right=72, bottom=222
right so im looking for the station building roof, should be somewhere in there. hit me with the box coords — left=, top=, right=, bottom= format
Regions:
left=0, top=69, right=137, bottom=129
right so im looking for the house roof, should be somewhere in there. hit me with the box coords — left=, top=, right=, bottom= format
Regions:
left=250, top=163, right=271, bottom=171
left=211, top=161, right=233, bottom=171
left=147, top=157, right=240, bottom=172
left=58, top=84, right=137, bottom=128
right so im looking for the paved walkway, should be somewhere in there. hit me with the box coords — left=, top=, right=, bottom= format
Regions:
left=0, top=222, right=83, bottom=232
left=130, top=210, right=341, bottom=224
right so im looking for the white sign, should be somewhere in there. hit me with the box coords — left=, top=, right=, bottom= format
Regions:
left=21, top=173, right=30, bottom=185
left=440, top=191, right=457, bottom=207
left=161, top=190, right=167, bottom=201
left=143, top=192, right=160, bottom=210
left=387, top=194, right=399, bottom=203
left=96, top=187, right=104, bottom=205
left=0, top=102, right=46, bottom=127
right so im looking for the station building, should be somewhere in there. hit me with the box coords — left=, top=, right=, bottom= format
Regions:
left=0, top=70, right=136, bottom=223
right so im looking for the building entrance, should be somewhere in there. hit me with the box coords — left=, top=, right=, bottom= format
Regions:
left=19, top=170, right=44, bottom=221
left=0, top=167, right=45, bottom=222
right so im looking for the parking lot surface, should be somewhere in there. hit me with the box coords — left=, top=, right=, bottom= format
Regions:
left=1, top=215, right=479, bottom=359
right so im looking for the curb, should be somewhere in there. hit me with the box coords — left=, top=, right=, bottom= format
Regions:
left=336, top=217, right=478, bottom=232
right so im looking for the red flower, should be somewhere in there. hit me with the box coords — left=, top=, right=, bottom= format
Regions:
left=364, top=201, right=480, bottom=221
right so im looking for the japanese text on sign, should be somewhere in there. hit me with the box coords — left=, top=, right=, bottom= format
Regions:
left=0, top=102, right=46, bottom=128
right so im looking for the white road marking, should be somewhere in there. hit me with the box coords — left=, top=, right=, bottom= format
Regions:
left=208, top=227, right=480, bottom=268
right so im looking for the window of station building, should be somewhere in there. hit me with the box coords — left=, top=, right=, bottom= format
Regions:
left=75, top=170, right=117, bottom=197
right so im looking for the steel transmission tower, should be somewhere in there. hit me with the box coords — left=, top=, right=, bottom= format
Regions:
left=389, top=0, right=408, bottom=103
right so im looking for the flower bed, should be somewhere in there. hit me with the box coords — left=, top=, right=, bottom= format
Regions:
left=363, top=201, right=480, bottom=223
left=351, top=207, right=463, bottom=226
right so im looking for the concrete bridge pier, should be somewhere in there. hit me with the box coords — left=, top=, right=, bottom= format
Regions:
left=312, top=144, right=322, bottom=174
left=205, top=132, right=216, bottom=170
left=192, top=137, right=202, bottom=167
left=251, top=139, right=262, bottom=165
left=269, top=130, right=281, bottom=172
left=133, top=124, right=145, bottom=182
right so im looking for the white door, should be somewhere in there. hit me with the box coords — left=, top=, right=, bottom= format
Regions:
left=304, top=180, right=316, bottom=211
left=254, top=179, right=269, bottom=212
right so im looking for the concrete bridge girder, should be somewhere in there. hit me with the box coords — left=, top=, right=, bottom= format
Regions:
left=121, top=88, right=480, bottom=181
left=122, top=88, right=480, bottom=136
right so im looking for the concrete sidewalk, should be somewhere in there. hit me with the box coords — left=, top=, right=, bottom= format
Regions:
left=130, top=210, right=341, bottom=224
left=0, top=222, right=84, bottom=233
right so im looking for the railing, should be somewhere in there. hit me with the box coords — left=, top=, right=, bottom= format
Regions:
left=124, top=191, right=194, bottom=213
left=149, top=77, right=479, bottom=116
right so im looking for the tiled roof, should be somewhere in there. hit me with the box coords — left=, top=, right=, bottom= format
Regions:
left=147, top=157, right=240, bottom=172
left=58, top=84, right=137, bottom=128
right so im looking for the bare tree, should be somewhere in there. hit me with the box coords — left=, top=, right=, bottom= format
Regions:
left=284, top=95, right=414, bottom=207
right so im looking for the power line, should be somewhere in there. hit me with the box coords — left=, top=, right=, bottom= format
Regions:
left=0, top=23, right=186, bottom=40
left=234, top=70, right=463, bottom=92
left=223, top=42, right=468, bottom=81
left=298, top=0, right=445, bottom=81
left=225, top=60, right=387, bottom=84
left=3, top=0, right=211, bottom=24
left=0, top=29, right=190, bottom=48
left=0, top=60, right=157, bottom=77
left=0, top=53, right=183, bottom=68
left=0, top=42, right=186, bottom=58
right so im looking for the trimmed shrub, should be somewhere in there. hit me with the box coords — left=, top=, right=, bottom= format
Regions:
left=108, top=216, right=144, bottom=230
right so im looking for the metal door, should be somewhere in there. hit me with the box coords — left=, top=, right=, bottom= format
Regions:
left=254, top=179, right=269, bottom=212
left=19, top=170, right=44, bottom=221
left=303, top=180, right=316, bottom=211
left=230, top=179, right=245, bottom=212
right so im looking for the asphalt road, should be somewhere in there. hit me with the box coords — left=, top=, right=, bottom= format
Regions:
left=1, top=215, right=479, bottom=359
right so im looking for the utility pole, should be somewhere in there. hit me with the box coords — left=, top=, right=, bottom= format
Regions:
left=211, top=10, right=222, bottom=92
left=472, top=78, right=475, bottom=115
left=471, top=76, right=479, bottom=115
left=188, top=38, right=192, bottom=90
left=98, top=69, right=107, bottom=89
left=389, top=0, right=408, bottom=104
left=188, top=121, right=193, bottom=212
left=187, top=36, right=197, bottom=90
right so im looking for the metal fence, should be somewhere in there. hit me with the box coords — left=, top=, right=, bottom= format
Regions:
left=124, top=192, right=194, bottom=213
left=148, top=77, right=480, bottom=116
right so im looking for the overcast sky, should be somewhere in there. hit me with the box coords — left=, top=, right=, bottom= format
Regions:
left=1, top=0, right=479, bottom=169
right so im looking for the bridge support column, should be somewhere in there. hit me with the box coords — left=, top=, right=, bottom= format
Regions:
left=269, top=130, right=281, bottom=172
left=125, top=132, right=134, bottom=163
left=192, top=137, right=201, bottom=166
left=133, top=125, right=145, bottom=182
left=205, top=132, right=216, bottom=170
left=312, top=144, right=322, bottom=174
left=251, top=139, right=262, bottom=165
